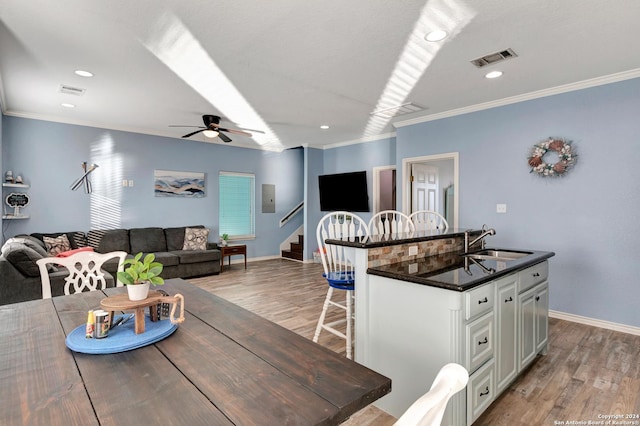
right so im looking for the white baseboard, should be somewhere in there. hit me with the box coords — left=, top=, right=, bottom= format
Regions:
left=549, top=310, right=640, bottom=336
left=224, top=254, right=280, bottom=266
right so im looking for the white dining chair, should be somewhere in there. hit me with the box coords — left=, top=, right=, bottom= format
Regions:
left=369, top=210, right=415, bottom=237
left=313, top=211, right=368, bottom=359
left=36, top=250, right=127, bottom=299
left=394, top=363, right=469, bottom=426
left=409, top=210, right=449, bottom=233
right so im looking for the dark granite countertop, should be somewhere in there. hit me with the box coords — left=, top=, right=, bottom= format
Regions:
left=326, top=228, right=476, bottom=248
left=366, top=248, right=555, bottom=291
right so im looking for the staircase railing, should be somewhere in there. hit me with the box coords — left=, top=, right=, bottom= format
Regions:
left=280, top=201, right=303, bottom=227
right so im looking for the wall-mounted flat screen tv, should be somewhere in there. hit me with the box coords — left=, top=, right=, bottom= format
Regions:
left=318, top=171, right=370, bottom=212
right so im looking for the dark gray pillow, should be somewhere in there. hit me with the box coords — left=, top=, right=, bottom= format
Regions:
left=1, top=242, right=44, bottom=277
left=5, top=237, right=48, bottom=258
left=87, top=229, right=130, bottom=253
left=129, top=228, right=167, bottom=253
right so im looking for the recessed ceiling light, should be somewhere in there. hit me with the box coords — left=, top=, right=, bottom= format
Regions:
left=61, top=103, right=75, bottom=108
left=425, top=30, right=448, bottom=42
left=320, top=125, right=329, bottom=130
left=485, top=70, right=503, bottom=79
left=74, top=70, right=94, bottom=77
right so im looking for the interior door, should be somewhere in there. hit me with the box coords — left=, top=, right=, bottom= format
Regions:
left=411, top=163, right=439, bottom=213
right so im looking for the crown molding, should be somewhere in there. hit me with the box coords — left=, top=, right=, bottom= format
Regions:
left=394, top=68, right=640, bottom=129
left=321, top=131, right=396, bottom=150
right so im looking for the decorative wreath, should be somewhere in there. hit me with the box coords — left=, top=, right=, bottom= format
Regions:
left=527, top=137, right=577, bottom=177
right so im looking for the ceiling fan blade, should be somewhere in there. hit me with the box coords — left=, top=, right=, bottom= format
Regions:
left=170, top=125, right=205, bottom=128
left=236, top=126, right=266, bottom=134
left=218, top=132, right=232, bottom=143
left=213, top=125, right=252, bottom=137
left=226, top=128, right=253, bottom=137
left=182, top=128, right=207, bottom=138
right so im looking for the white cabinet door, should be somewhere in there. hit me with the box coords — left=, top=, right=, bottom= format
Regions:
left=518, top=281, right=549, bottom=370
left=496, top=275, right=518, bottom=393
left=518, top=286, right=537, bottom=369
left=535, top=282, right=549, bottom=353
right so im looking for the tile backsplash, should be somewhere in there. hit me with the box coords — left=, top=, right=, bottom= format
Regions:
left=367, top=231, right=481, bottom=268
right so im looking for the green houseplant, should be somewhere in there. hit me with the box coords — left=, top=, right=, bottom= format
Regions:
left=117, top=252, right=164, bottom=300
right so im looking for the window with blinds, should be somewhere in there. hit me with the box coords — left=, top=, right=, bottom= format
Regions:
left=219, top=171, right=255, bottom=239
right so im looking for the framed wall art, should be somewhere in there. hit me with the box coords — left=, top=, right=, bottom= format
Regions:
left=154, top=170, right=205, bottom=198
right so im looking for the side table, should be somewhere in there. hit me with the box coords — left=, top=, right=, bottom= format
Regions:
left=220, top=244, right=247, bottom=272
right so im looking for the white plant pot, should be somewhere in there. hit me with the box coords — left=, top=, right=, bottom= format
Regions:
left=127, top=282, right=150, bottom=301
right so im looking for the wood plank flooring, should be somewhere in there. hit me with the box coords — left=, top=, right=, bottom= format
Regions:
left=188, top=258, right=640, bottom=425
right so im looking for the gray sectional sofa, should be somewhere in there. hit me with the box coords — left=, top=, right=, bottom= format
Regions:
left=0, top=225, right=221, bottom=305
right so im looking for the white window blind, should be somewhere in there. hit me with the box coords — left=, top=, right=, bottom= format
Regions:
left=219, top=172, right=255, bottom=239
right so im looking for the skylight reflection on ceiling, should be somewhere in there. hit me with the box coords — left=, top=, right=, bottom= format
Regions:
left=363, top=0, right=475, bottom=137
left=142, top=12, right=284, bottom=152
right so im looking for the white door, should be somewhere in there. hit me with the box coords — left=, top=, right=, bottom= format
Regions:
left=411, top=163, right=439, bottom=213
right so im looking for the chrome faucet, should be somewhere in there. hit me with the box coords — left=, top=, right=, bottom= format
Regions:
left=464, top=225, right=496, bottom=253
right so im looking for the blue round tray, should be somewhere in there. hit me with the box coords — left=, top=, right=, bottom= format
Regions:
left=66, top=314, right=178, bottom=354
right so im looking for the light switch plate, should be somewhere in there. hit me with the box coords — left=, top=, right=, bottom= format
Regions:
left=496, top=204, right=507, bottom=213
left=408, top=245, right=418, bottom=256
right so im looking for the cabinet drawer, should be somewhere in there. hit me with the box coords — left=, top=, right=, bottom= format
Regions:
left=465, top=283, right=494, bottom=320
left=518, top=261, right=548, bottom=293
left=465, top=312, right=494, bottom=373
left=467, top=358, right=495, bottom=425
left=223, top=246, right=246, bottom=255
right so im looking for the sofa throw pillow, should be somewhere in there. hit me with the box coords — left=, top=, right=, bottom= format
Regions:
left=56, top=247, right=94, bottom=258
left=183, top=227, right=209, bottom=251
left=1, top=242, right=45, bottom=277
left=43, top=234, right=72, bottom=256
left=4, top=236, right=48, bottom=258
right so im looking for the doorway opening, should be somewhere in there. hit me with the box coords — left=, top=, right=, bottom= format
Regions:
left=372, top=165, right=396, bottom=213
left=402, top=152, right=459, bottom=229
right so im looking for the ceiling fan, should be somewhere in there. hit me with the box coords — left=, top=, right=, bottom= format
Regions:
left=170, top=115, right=262, bottom=143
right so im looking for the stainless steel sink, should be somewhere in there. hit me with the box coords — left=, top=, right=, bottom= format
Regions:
left=463, top=249, right=532, bottom=262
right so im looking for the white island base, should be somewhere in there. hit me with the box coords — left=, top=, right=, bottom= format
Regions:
left=354, top=257, right=549, bottom=425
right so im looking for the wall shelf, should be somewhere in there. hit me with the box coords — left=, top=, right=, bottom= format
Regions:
left=2, top=181, right=30, bottom=219
left=2, top=182, right=30, bottom=188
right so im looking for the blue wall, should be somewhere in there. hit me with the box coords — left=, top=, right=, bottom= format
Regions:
left=3, top=76, right=640, bottom=328
left=1, top=117, right=304, bottom=258
left=395, top=77, right=640, bottom=328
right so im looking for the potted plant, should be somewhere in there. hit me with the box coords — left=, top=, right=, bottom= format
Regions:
left=220, top=233, right=229, bottom=247
left=117, top=252, right=165, bottom=301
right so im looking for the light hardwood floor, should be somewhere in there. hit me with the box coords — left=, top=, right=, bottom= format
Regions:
left=188, top=258, right=640, bottom=425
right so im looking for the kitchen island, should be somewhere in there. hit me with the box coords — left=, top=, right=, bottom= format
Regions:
left=326, top=228, right=554, bottom=425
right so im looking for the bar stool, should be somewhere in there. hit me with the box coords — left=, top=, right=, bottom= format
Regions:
left=369, top=210, right=415, bottom=237
left=409, top=210, right=449, bottom=232
left=313, top=211, right=368, bottom=359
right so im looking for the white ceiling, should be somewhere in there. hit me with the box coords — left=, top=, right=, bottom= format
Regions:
left=1, top=0, right=640, bottom=151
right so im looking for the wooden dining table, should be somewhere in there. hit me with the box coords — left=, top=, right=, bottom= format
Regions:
left=0, top=278, right=391, bottom=425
